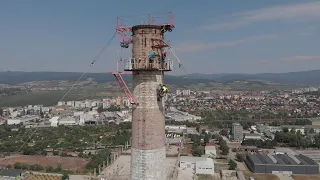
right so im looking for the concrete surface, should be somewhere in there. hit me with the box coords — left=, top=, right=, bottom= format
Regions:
left=276, top=174, right=294, bottom=180
left=176, top=169, right=194, bottom=180
left=131, top=147, right=166, bottom=180
left=99, top=155, right=177, bottom=180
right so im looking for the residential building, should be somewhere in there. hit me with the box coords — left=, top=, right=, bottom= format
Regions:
left=232, top=123, right=243, bottom=142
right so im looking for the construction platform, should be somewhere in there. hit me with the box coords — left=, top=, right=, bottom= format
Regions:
left=124, top=58, right=173, bottom=71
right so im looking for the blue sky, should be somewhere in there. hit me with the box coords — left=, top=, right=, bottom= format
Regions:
left=1, top=0, right=320, bottom=74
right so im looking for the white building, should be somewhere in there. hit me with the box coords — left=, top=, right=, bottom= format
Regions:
left=179, top=156, right=214, bottom=175
left=49, top=116, right=59, bottom=127
left=58, top=101, right=65, bottom=106
left=205, top=145, right=217, bottom=157
left=243, top=133, right=262, bottom=140
left=196, top=158, right=214, bottom=174
left=59, top=117, right=77, bottom=126
left=7, top=115, right=39, bottom=125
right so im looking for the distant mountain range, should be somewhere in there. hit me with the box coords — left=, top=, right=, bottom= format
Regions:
left=0, top=70, right=319, bottom=86
left=187, top=70, right=320, bottom=85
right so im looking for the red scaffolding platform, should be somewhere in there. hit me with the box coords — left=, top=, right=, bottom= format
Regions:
left=116, top=12, right=175, bottom=48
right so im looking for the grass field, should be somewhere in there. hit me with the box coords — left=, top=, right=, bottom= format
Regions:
left=0, top=87, right=123, bottom=107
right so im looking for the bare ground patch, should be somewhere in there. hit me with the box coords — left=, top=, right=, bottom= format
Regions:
left=0, top=155, right=88, bottom=170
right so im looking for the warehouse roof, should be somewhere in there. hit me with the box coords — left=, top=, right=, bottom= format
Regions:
left=248, top=154, right=318, bottom=166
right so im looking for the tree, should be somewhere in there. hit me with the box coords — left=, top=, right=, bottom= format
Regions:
left=191, top=146, right=203, bottom=157
left=53, top=151, right=59, bottom=156
left=228, top=159, right=237, bottom=170
left=62, top=173, right=69, bottom=180
left=204, top=134, right=210, bottom=144
left=236, top=153, right=245, bottom=162
left=282, top=127, right=289, bottom=133
left=97, top=105, right=103, bottom=113
left=14, top=162, right=22, bottom=169
left=290, top=128, right=296, bottom=134
left=309, top=128, right=315, bottom=134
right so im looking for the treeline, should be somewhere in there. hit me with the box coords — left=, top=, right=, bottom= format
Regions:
left=269, top=119, right=312, bottom=126
left=275, top=128, right=320, bottom=149
left=241, top=139, right=276, bottom=149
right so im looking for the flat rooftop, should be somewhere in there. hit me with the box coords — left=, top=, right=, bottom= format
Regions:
left=248, top=154, right=318, bottom=166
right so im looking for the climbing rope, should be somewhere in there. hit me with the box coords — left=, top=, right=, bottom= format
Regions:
left=59, top=31, right=116, bottom=102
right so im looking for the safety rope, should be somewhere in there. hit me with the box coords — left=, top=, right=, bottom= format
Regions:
left=0, top=31, right=117, bottom=176
left=59, top=31, right=116, bottom=102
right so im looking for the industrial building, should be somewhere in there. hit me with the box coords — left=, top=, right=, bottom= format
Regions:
left=245, top=153, right=319, bottom=174
left=0, top=169, right=24, bottom=179
left=179, top=156, right=214, bottom=175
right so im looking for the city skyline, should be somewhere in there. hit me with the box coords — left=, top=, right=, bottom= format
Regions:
left=1, top=0, right=320, bottom=74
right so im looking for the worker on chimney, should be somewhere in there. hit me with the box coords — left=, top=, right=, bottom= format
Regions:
left=157, top=84, right=168, bottom=101
left=149, top=50, right=155, bottom=62
left=161, top=51, right=167, bottom=62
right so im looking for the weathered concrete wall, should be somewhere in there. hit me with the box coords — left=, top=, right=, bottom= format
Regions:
left=131, top=147, right=166, bottom=180
left=131, top=25, right=164, bottom=68
left=131, top=71, right=165, bottom=150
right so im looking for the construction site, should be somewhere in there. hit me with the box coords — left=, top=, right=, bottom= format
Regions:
left=102, top=13, right=182, bottom=180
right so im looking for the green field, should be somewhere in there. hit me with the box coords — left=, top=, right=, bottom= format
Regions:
left=0, top=87, right=123, bottom=107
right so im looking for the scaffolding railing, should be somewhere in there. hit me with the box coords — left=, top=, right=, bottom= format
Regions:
left=124, top=58, right=173, bottom=71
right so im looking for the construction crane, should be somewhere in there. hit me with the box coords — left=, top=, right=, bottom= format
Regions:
left=107, top=61, right=138, bottom=105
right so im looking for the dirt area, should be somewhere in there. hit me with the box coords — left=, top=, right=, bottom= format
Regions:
left=292, top=175, right=320, bottom=180
left=197, top=174, right=214, bottom=180
left=252, top=174, right=280, bottom=180
left=242, top=167, right=279, bottom=180
left=0, top=155, right=88, bottom=170
left=181, top=144, right=192, bottom=155
left=24, top=174, right=62, bottom=180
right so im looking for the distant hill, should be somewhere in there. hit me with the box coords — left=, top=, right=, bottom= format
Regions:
left=0, top=70, right=319, bottom=86
left=186, top=70, right=320, bottom=85
left=0, top=71, right=211, bottom=87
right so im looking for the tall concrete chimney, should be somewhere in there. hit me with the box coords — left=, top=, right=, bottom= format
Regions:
left=124, top=24, right=173, bottom=180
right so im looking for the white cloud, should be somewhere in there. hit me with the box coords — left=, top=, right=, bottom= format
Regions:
left=199, top=1, right=320, bottom=31
left=174, top=34, right=279, bottom=53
